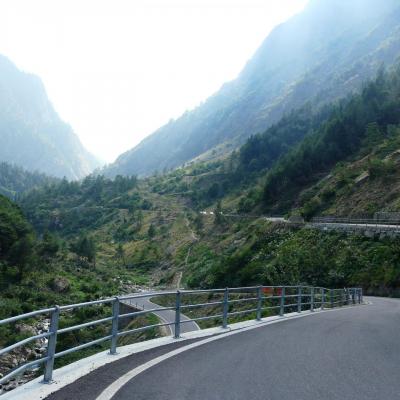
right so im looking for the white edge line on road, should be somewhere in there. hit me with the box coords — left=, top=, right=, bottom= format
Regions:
left=96, top=305, right=363, bottom=400
left=123, top=298, right=201, bottom=335
left=147, top=299, right=201, bottom=332
left=123, top=298, right=174, bottom=336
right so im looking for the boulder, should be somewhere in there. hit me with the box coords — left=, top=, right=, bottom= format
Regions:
left=51, top=277, right=70, bottom=293
left=15, top=323, right=36, bottom=336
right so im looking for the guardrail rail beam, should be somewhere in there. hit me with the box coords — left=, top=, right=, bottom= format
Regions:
left=0, top=285, right=364, bottom=388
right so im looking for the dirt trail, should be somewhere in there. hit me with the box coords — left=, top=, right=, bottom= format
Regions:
left=174, top=217, right=199, bottom=288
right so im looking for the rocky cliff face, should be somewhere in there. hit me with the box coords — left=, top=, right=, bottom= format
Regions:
left=0, top=55, right=100, bottom=179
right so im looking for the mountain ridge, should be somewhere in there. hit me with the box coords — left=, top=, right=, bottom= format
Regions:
left=0, top=54, right=101, bottom=180
left=105, top=0, right=400, bottom=178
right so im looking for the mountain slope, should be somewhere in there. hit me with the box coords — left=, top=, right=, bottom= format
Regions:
left=105, top=0, right=400, bottom=177
left=262, top=65, right=400, bottom=214
left=0, top=162, right=58, bottom=199
left=0, top=55, right=100, bottom=179
left=18, top=65, right=400, bottom=298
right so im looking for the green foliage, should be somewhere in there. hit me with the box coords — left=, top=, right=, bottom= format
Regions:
left=237, top=190, right=260, bottom=213
left=368, top=158, right=395, bottom=179
left=20, top=174, right=139, bottom=236
left=193, top=214, right=204, bottom=232
left=147, top=224, right=156, bottom=238
left=71, top=234, right=96, bottom=265
left=214, top=201, right=225, bottom=226
left=0, top=195, right=35, bottom=278
left=185, top=227, right=400, bottom=296
left=238, top=105, right=331, bottom=176
left=0, top=162, right=58, bottom=199
left=263, top=66, right=400, bottom=210
left=116, top=243, right=126, bottom=265
left=301, top=197, right=322, bottom=220
left=38, top=231, right=60, bottom=259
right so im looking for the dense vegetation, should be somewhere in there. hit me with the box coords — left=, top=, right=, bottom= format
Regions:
left=2, top=62, right=400, bottom=395
left=185, top=223, right=400, bottom=297
left=0, top=192, right=148, bottom=345
left=0, top=195, right=34, bottom=280
left=2, top=4, right=400, bottom=371
left=4, top=1, right=400, bottom=390
left=237, top=104, right=332, bottom=177
left=0, top=162, right=58, bottom=199
left=8, top=65, right=400, bottom=312
left=20, top=174, right=140, bottom=235
left=262, top=67, right=400, bottom=214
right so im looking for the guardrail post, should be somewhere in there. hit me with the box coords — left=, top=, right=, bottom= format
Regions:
left=256, top=286, right=262, bottom=321
left=174, top=290, right=181, bottom=339
left=297, top=286, right=302, bottom=313
left=110, top=297, right=120, bottom=355
left=43, top=306, right=60, bottom=383
left=279, top=287, right=285, bottom=317
left=310, top=287, right=314, bottom=312
left=330, top=289, right=334, bottom=308
left=321, top=288, right=325, bottom=310
left=222, top=288, right=229, bottom=329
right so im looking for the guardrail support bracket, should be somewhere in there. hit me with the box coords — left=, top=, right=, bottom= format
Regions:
left=43, top=306, right=60, bottom=384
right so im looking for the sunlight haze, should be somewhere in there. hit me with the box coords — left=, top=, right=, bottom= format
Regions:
left=0, top=0, right=309, bottom=162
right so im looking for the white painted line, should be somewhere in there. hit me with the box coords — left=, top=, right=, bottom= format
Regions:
left=146, top=300, right=201, bottom=333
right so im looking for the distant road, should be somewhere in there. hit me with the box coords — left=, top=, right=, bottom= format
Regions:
left=111, top=297, right=400, bottom=400
left=122, top=293, right=200, bottom=336
left=310, top=222, right=400, bottom=237
left=312, top=221, right=400, bottom=231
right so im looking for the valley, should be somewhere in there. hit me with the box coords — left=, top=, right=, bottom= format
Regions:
left=1, top=0, right=400, bottom=394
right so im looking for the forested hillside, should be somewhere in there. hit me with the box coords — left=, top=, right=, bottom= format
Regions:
left=5, top=2, right=400, bottom=393
left=0, top=55, right=100, bottom=179
left=105, top=0, right=400, bottom=177
left=262, top=66, right=400, bottom=214
left=0, top=192, right=157, bottom=376
left=0, top=162, right=58, bottom=199
left=3, top=5, right=400, bottom=334
left=17, top=65, right=400, bottom=299
left=20, top=174, right=140, bottom=235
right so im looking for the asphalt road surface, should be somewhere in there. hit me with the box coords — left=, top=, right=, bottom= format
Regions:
left=122, top=293, right=200, bottom=335
left=111, top=297, right=400, bottom=400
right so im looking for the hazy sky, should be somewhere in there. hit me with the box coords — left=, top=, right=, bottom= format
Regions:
left=0, top=0, right=308, bottom=162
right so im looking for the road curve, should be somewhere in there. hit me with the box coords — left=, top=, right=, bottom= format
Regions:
left=122, top=293, right=200, bottom=336
left=110, top=297, right=400, bottom=400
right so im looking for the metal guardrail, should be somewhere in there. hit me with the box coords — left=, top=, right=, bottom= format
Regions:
left=0, top=286, right=363, bottom=386
left=312, top=217, right=400, bottom=227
